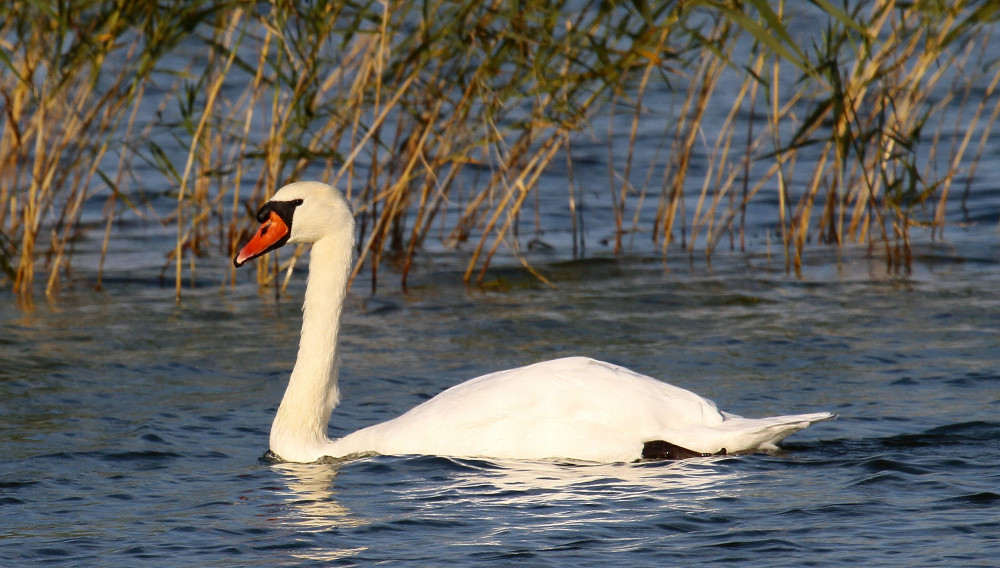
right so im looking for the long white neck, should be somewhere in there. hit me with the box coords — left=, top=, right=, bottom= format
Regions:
left=269, top=233, right=353, bottom=462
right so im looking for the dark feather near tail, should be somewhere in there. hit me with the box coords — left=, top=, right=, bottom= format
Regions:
left=641, top=440, right=727, bottom=460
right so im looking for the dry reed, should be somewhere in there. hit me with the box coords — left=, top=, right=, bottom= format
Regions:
left=1, top=0, right=998, bottom=301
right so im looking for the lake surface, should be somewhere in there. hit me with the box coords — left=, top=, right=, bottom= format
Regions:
left=2, top=246, right=999, bottom=567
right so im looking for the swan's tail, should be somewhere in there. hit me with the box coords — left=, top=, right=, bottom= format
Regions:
left=656, top=411, right=836, bottom=455
left=718, top=411, right=837, bottom=452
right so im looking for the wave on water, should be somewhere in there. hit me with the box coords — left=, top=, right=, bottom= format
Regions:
left=880, top=420, right=1000, bottom=448
left=785, top=420, right=1000, bottom=455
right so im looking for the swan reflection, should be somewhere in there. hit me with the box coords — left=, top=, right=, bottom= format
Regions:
left=264, top=453, right=744, bottom=563
left=262, top=461, right=369, bottom=564
left=384, top=456, right=744, bottom=510
left=268, top=461, right=366, bottom=530
left=270, top=454, right=741, bottom=529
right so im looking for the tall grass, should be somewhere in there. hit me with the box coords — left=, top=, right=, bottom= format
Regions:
left=1, top=0, right=998, bottom=301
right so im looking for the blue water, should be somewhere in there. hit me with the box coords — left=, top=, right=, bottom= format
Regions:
left=2, top=249, right=999, bottom=566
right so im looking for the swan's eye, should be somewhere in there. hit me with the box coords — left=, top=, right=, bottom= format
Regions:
left=255, top=199, right=304, bottom=223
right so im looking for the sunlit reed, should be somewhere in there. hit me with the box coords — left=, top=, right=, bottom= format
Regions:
left=1, top=0, right=997, bottom=301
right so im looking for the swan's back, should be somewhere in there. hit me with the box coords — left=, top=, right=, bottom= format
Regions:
left=333, top=357, right=833, bottom=462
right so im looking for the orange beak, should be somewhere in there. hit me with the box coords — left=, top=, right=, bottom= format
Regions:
left=234, top=211, right=291, bottom=267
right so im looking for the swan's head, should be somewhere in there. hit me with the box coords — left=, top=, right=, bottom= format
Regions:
left=234, top=181, right=354, bottom=267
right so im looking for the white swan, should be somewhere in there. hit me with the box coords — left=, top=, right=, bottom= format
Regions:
left=234, top=181, right=835, bottom=463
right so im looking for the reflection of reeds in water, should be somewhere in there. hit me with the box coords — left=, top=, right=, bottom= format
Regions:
left=2, top=1, right=998, bottom=300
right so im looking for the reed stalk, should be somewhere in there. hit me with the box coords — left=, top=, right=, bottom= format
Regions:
left=1, top=0, right=998, bottom=301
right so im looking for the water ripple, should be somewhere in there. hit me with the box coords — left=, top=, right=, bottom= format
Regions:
left=4, top=261, right=1000, bottom=566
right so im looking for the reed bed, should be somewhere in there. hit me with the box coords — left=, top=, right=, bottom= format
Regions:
left=1, top=0, right=998, bottom=301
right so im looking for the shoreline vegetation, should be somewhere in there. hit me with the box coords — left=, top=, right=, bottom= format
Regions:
left=1, top=0, right=998, bottom=301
